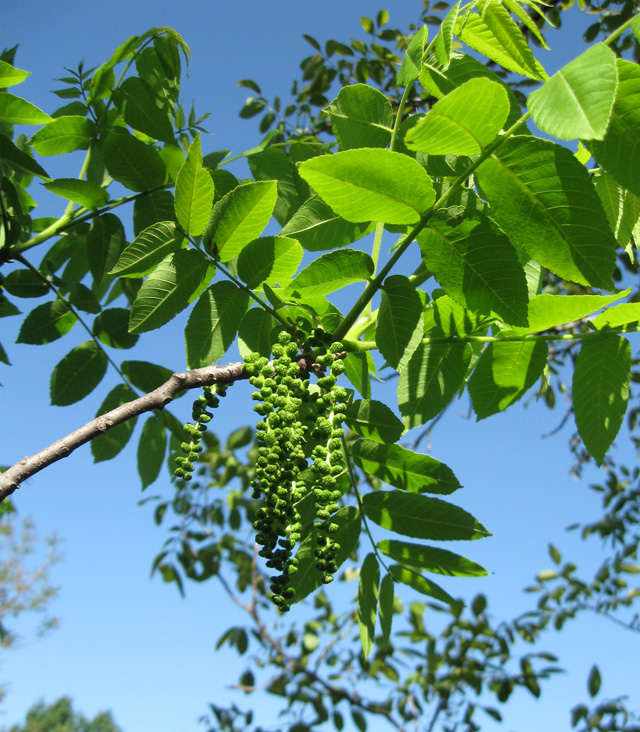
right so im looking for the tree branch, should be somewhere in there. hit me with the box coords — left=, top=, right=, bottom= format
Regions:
left=0, top=362, right=251, bottom=502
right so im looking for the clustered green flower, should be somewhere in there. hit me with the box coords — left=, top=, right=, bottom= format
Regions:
left=307, top=343, right=347, bottom=585
left=244, top=332, right=347, bottom=611
left=175, top=383, right=228, bottom=481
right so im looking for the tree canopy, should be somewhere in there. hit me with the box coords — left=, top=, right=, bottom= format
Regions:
left=0, top=3, right=639, bottom=731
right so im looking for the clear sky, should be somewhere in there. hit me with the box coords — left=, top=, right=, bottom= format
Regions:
left=0, top=3, right=637, bottom=732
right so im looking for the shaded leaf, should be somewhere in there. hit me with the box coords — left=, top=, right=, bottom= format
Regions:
left=377, top=274, right=424, bottom=371
left=326, top=84, right=393, bottom=150
left=17, top=299, right=76, bottom=344
left=103, top=129, right=167, bottom=191
left=351, top=438, right=461, bottom=494
left=50, top=341, right=108, bottom=406
left=91, top=384, right=138, bottom=462
left=357, top=553, right=379, bottom=660
left=379, top=540, right=488, bottom=576
left=344, top=400, right=404, bottom=444
left=285, top=248, right=374, bottom=298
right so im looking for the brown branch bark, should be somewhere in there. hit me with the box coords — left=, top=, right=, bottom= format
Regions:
left=0, top=361, right=252, bottom=503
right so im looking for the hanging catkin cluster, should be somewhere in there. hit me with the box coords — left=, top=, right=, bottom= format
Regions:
left=244, top=332, right=347, bottom=611
left=175, top=383, right=229, bottom=481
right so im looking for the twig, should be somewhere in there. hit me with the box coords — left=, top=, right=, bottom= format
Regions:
left=0, top=355, right=325, bottom=502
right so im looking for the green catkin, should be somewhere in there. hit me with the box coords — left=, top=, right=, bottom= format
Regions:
left=245, top=332, right=347, bottom=609
left=175, top=383, right=229, bottom=481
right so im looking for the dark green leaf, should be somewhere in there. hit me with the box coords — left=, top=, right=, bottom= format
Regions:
left=185, top=281, right=250, bottom=368
left=378, top=573, right=394, bottom=650
left=87, top=213, right=126, bottom=285
left=50, top=341, right=108, bottom=405
left=377, top=274, right=424, bottom=370
left=0, top=134, right=50, bottom=178
left=351, top=438, right=461, bottom=494
left=280, top=195, right=374, bottom=251
left=237, top=308, right=275, bottom=360
left=468, top=340, right=548, bottom=419
left=121, top=360, right=174, bottom=393
left=398, top=341, right=471, bottom=430
left=3, top=269, right=49, bottom=298
left=114, top=76, right=174, bottom=143
left=573, top=336, right=630, bottom=465
left=362, top=490, right=490, bottom=540
left=129, top=249, right=213, bottom=334
left=138, top=416, right=167, bottom=489
left=389, top=565, right=460, bottom=606
left=93, top=308, right=139, bottom=349
left=476, top=136, right=616, bottom=289
left=247, top=147, right=308, bottom=225
left=378, top=540, right=487, bottom=576
left=103, top=129, right=167, bottom=191
left=17, top=299, right=76, bottom=344
left=345, top=399, right=404, bottom=444
left=133, top=190, right=175, bottom=236
left=110, top=221, right=182, bottom=278
left=357, top=553, right=380, bottom=660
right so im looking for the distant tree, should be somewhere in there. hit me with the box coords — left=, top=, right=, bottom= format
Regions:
left=0, top=501, right=60, bottom=702
left=5, top=697, right=122, bottom=732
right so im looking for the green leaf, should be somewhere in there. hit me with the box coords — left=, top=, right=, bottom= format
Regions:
left=351, top=438, right=461, bottom=495
left=237, top=307, right=276, bottom=359
left=50, top=341, right=108, bottom=406
left=87, top=213, right=126, bottom=286
left=114, top=76, right=174, bottom=143
left=0, top=134, right=50, bottom=179
left=455, top=0, right=547, bottom=81
left=389, top=565, right=460, bottom=606
left=44, top=178, right=108, bottom=210
left=418, top=214, right=528, bottom=326
left=69, top=283, right=100, bottom=314
left=476, top=136, right=617, bottom=289
left=237, top=236, right=303, bottom=289
left=284, top=249, right=374, bottom=298
left=121, top=360, right=174, bottom=393
left=280, top=195, right=374, bottom=251
left=397, top=26, right=428, bottom=85
left=587, top=665, right=601, bottom=698
left=377, top=274, right=424, bottom=371
left=185, top=281, right=250, bottom=368
left=434, top=3, right=461, bottom=69
left=103, top=129, right=167, bottom=191
left=133, top=190, right=175, bottom=236
left=594, top=302, right=640, bottom=330
left=343, top=352, right=373, bottom=399
left=0, top=60, right=30, bottom=87
left=378, top=573, right=394, bottom=650
left=110, top=221, right=182, bottom=278
left=528, top=43, right=617, bottom=141
left=379, top=540, right=488, bottom=577
left=129, top=249, right=212, bottom=334
left=174, top=133, right=215, bottom=237
left=0, top=91, right=51, bottom=124
left=3, top=269, right=50, bottom=298
left=290, top=506, right=361, bottom=603
left=247, top=147, right=308, bottom=226
left=589, top=60, right=640, bottom=197
left=344, top=400, right=404, bottom=444
left=507, top=291, right=627, bottom=335
left=17, top=299, right=76, bottom=345
left=93, top=308, right=139, bottom=349
left=406, top=78, right=509, bottom=155
left=398, top=342, right=471, bottom=430
left=298, top=148, right=435, bottom=225
left=91, top=384, right=138, bottom=462
left=137, top=416, right=167, bottom=489
left=468, top=340, right=548, bottom=419
left=363, top=490, right=491, bottom=540
left=203, top=180, right=277, bottom=262
left=326, top=84, right=393, bottom=150
left=31, top=116, right=95, bottom=155
left=573, top=335, right=630, bottom=465
left=427, top=295, right=494, bottom=337
left=420, top=52, right=524, bottom=129
left=357, top=553, right=380, bottom=660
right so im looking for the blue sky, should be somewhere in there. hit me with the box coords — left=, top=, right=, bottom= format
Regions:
left=1, top=2, right=637, bottom=732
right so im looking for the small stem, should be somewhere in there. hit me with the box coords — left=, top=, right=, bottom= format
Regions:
left=13, top=254, right=131, bottom=387
left=342, top=434, right=391, bottom=574
left=390, top=82, right=414, bottom=152
left=13, top=185, right=170, bottom=256
left=602, top=16, right=636, bottom=47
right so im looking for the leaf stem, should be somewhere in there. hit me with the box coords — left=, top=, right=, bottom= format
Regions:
left=602, top=16, right=636, bottom=47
